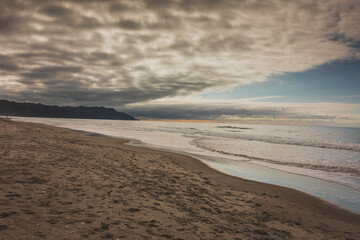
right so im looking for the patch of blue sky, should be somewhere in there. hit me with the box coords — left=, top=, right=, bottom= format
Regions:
left=201, top=59, right=360, bottom=103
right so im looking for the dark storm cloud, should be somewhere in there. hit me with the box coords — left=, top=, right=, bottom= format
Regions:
left=0, top=0, right=359, bottom=122
left=109, top=3, right=132, bottom=12
left=40, top=5, right=73, bottom=18
left=21, top=66, right=83, bottom=81
left=117, top=20, right=142, bottom=30
left=0, top=55, right=19, bottom=72
left=0, top=2, right=28, bottom=34
left=2, top=80, right=212, bottom=107
left=0, top=16, right=21, bottom=34
left=38, top=8, right=103, bottom=30
left=144, top=0, right=231, bottom=11
left=144, top=0, right=175, bottom=9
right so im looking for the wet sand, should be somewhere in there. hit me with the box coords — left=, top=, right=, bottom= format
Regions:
left=0, top=117, right=359, bottom=239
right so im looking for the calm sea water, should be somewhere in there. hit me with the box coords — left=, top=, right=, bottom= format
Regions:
left=14, top=117, right=360, bottom=213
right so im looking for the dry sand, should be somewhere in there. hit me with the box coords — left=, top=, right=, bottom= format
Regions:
left=0, top=117, right=359, bottom=240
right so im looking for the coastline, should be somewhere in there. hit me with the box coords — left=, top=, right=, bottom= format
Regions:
left=1, top=117, right=359, bottom=239
left=127, top=140, right=360, bottom=213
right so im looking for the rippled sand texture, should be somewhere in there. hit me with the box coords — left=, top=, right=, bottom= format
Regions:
left=0, top=117, right=359, bottom=239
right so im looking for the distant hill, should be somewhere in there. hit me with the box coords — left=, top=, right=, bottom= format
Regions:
left=0, top=100, right=137, bottom=120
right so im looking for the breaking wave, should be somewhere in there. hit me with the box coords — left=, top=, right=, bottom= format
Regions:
left=191, top=138, right=360, bottom=177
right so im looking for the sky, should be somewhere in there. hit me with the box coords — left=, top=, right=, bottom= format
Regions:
left=0, top=0, right=359, bottom=127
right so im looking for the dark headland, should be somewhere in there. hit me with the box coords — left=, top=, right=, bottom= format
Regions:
left=0, top=99, right=136, bottom=120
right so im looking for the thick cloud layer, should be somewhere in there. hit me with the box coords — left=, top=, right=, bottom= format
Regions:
left=0, top=0, right=359, bottom=122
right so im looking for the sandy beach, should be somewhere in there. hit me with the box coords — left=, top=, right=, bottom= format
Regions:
left=0, top=117, right=359, bottom=240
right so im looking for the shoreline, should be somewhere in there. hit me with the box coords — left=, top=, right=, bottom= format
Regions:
left=12, top=117, right=359, bottom=213
left=127, top=139, right=360, bottom=213
left=123, top=140, right=360, bottom=218
left=129, top=139, right=360, bottom=188
left=58, top=124, right=360, bottom=214
left=1, top=117, right=359, bottom=239
left=12, top=116, right=360, bottom=200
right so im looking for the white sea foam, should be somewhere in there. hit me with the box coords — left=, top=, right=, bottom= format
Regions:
left=192, top=137, right=360, bottom=190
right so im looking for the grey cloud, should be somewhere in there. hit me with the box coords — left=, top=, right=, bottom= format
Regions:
left=85, top=52, right=121, bottom=63
left=168, top=40, right=194, bottom=52
left=197, top=34, right=254, bottom=53
left=0, top=15, right=26, bottom=34
left=109, top=3, right=131, bottom=12
left=40, top=5, right=73, bottom=18
left=1, top=58, right=215, bottom=106
left=144, top=0, right=233, bottom=14
left=147, top=12, right=183, bottom=30
left=0, top=55, right=19, bottom=72
left=48, top=15, right=102, bottom=30
left=144, top=0, right=175, bottom=9
left=0, top=0, right=359, bottom=120
left=70, top=16, right=103, bottom=29
left=0, top=79, right=209, bottom=107
left=21, top=66, right=83, bottom=82
left=117, top=20, right=142, bottom=30
left=179, top=0, right=230, bottom=11
left=36, top=3, right=103, bottom=30
left=26, top=66, right=83, bottom=75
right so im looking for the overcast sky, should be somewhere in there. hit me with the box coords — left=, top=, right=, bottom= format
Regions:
left=0, top=0, right=359, bottom=126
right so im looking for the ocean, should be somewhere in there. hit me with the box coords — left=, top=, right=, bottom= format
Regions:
left=14, top=117, right=360, bottom=213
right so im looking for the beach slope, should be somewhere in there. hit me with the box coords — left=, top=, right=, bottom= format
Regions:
left=0, top=118, right=359, bottom=239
